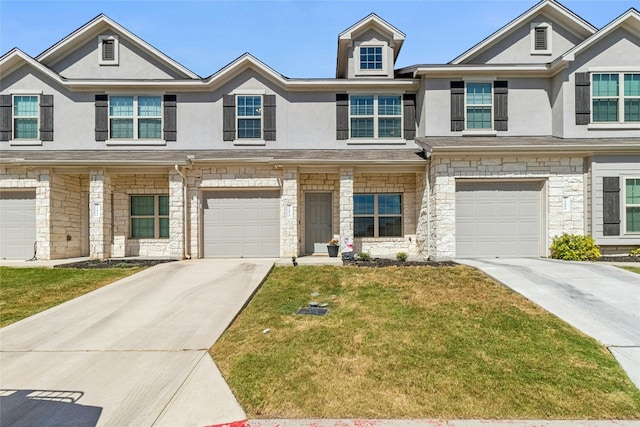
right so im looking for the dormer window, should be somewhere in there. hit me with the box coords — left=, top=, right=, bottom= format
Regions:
left=530, top=22, right=551, bottom=55
left=98, top=35, right=119, bottom=65
left=360, top=46, right=383, bottom=70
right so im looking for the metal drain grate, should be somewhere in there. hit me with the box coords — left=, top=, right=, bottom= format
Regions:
left=295, top=307, right=329, bottom=316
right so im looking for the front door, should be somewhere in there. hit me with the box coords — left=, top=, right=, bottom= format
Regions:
left=305, top=192, right=332, bottom=254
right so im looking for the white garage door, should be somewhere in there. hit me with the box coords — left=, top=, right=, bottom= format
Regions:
left=456, top=181, right=542, bottom=258
left=0, top=190, right=36, bottom=260
left=202, top=190, right=280, bottom=258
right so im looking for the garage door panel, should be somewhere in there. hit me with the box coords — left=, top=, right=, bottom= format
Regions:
left=202, top=190, right=280, bottom=258
left=0, top=191, right=37, bottom=260
left=456, top=181, right=541, bottom=258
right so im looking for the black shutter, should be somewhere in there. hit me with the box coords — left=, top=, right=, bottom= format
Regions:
left=494, top=81, right=508, bottom=131
left=603, top=177, right=620, bottom=236
left=403, top=93, right=416, bottom=140
left=450, top=81, right=464, bottom=131
left=0, top=94, right=11, bottom=141
left=163, top=94, right=177, bottom=142
left=336, top=93, right=349, bottom=140
left=263, top=94, right=276, bottom=141
left=95, top=94, right=108, bottom=141
left=575, top=72, right=591, bottom=125
left=40, top=94, right=54, bottom=141
left=223, top=94, right=236, bottom=141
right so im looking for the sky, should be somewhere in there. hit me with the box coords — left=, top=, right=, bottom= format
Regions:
left=0, top=0, right=636, bottom=78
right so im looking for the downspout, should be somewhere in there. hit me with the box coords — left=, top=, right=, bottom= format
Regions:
left=174, top=164, right=191, bottom=259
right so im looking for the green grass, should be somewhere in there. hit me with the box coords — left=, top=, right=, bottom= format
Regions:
left=621, top=266, right=640, bottom=274
left=211, top=265, right=640, bottom=419
left=0, top=267, right=143, bottom=327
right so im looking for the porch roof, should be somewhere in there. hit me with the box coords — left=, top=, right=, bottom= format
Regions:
left=0, top=149, right=428, bottom=166
left=416, top=136, right=640, bottom=156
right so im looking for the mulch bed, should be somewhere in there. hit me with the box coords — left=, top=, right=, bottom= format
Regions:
left=343, top=257, right=457, bottom=267
left=55, top=259, right=176, bottom=269
left=596, top=256, right=640, bottom=263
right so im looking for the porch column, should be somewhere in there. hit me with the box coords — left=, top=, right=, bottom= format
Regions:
left=428, top=160, right=456, bottom=261
left=339, top=167, right=354, bottom=243
left=89, top=169, right=112, bottom=260
left=35, top=169, right=51, bottom=260
left=280, top=167, right=298, bottom=257
left=169, top=170, right=185, bottom=259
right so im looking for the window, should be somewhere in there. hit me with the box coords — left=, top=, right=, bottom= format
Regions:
left=237, top=95, right=262, bottom=139
left=466, top=83, right=492, bottom=129
left=350, top=95, right=401, bottom=138
left=592, top=73, right=640, bottom=123
left=130, top=195, right=169, bottom=239
left=98, top=35, right=119, bottom=65
left=625, top=178, right=640, bottom=233
left=109, top=96, right=162, bottom=139
left=354, top=194, right=402, bottom=238
left=530, top=22, right=551, bottom=55
left=360, top=46, right=382, bottom=70
left=13, top=95, right=38, bottom=139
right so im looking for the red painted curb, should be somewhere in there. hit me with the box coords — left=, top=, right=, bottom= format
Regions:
left=204, top=419, right=250, bottom=427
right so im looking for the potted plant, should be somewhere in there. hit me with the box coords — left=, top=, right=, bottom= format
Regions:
left=327, top=239, right=340, bottom=257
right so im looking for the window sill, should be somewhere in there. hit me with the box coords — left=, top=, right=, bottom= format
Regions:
left=233, top=140, right=266, bottom=146
left=587, top=123, right=640, bottom=130
left=10, top=140, right=43, bottom=146
left=347, top=139, right=406, bottom=145
left=462, top=130, right=497, bottom=137
left=356, top=236, right=405, bottom=241
left=106, top=140, right=167, bottom=146
left=530, top=51, right=552, bottom=56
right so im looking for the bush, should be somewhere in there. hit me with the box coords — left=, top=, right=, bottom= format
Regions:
left=550, top=234, right=600, bottom=261
left=630, top=247, right=640, bottom=257
left=396, top=252, right=408, bottom=262
left=358, top=252, right=371, bottom=262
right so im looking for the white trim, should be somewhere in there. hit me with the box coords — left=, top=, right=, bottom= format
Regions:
left=348, top=94, right=403, bottom=140
left=622, top=177, right=640, bottom=235
left=588, top=123, right=640, bottom=130
left=233, top=140, right=266, bottom=146
left=530, top=22, right=552, bottom=55
left=355, top=43, right=388, bottom=77
left=108, top=95, right=164, bottom=141
left=236, top=94, right=264, bottom=141
left=232, top=89, right=266, bottom=95
left=590, top=72, right=640, bottom=126
left=98, top=35, right=119, bottom=66
left=464, top=82, right=494, bottom=131
left=105, top=140, right=167, bottom=146
left=589, top=66, right=640, bottom=72
left=8, top=90, right=42, bottom=95
left=12, top=94, right=40, bottom=142
left=10, top=141, right=43, bottom=147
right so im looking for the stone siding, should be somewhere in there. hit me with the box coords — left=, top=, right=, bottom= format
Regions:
left=49, top=174, right=86, bottom=259
left=353, top=172, right=419, bottom=257
left=111, top=174, right=170, bottom=257
left=429, top=155, right=585, bottom=260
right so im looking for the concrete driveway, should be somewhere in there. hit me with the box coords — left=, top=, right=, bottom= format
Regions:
left=0, top=259, right=275, bottom=427
left=460, top=258, right=640, bottom=389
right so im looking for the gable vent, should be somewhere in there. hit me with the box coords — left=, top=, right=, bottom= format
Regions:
left=534, top=27, right=547, bottom=50
left=102, top=39, right=115, bottom=61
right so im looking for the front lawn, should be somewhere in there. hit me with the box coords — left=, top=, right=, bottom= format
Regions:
left=0, top=267, right=143, bottom=327
left=211, top=265, right=640, bottom=419
left=622, top=266, right=640, bottom=274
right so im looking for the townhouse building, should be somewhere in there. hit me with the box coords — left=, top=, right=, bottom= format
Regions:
left=1, top=0, right=639, bottom=261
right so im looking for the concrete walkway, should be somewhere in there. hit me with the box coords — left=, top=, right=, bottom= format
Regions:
left=0, top=259, right=275, bottom=427
left=459, top=258, right=640, bottom=390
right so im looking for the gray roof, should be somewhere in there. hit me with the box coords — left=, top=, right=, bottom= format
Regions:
left=0, top=149, right=428, bottom=166
left=416, top=136, right=640, bottom=154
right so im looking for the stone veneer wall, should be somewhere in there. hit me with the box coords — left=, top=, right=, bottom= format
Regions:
left=415, top=170, right=429, bottom=256
left=0, top=167, right=50, bottom=259
left=299, top=173, right=340, bottom=253
left=49, top=174, right=86, bottom=259
left=429, top=155, right=585, bottom=260
left=188, top=165, right=283, bottom=258
left=111, top=174, right=170, bottom=257
left=353, top=172, right=419, bottom=257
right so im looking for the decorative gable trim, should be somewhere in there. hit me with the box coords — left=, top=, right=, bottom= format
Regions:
left=450, top=0, right=596, bottom=64
left=98, top=34, right=119, bottom=66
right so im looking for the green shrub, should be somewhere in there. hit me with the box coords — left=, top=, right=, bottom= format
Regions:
left=396, top=252, right=408, bottom=262
left=550, top=234, right=600, bottom=261
left=630, top=247, right=640, bottom=257
left=358, top=252, right=371, bottom=262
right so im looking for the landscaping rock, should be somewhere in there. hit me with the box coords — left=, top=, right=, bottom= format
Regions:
left=343, top=257, right=457, bottom=267
left=55, top=259, right=176, bottom=269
